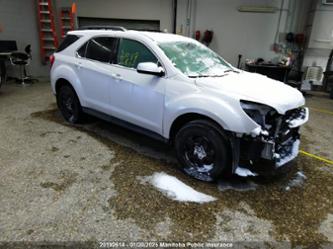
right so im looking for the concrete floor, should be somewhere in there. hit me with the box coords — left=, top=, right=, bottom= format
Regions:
left=0, top=82, right=332, bottom=248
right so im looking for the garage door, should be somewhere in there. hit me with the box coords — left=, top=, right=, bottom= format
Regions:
left=78, top=17, right=160, bottom=31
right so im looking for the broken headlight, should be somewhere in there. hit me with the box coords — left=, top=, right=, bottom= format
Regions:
left=240, top=100, right=275, bottom=127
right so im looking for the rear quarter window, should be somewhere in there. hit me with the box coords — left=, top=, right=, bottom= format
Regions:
left=56, top=35, right=80, bottom=52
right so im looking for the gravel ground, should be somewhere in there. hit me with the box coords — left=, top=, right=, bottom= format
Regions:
left=0, top=82, right=332, bottom=248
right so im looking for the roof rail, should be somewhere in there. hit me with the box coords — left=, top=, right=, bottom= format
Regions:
left=78, top=26, right=127, bottom=31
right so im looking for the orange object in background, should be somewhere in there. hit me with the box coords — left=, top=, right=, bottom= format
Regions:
left=71, top=3, right=77, bottom=14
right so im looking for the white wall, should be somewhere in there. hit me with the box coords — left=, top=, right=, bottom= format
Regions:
left=176, top=0, right=311, bottom=66
left=0, top=0, right=49, bottom=77
left=197, top=0, right=286, bottom=65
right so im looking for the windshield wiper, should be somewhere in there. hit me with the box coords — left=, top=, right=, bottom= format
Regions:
left=188, top=75, right=210, bottom=78
left=224, top=69, right=240, bottom=73
left=188, top=74, right=227, bottom=78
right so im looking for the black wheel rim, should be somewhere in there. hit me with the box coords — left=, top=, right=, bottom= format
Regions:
left=182, top=135, right=216, bottom=181
left=59, top=88, right=76, bottom=123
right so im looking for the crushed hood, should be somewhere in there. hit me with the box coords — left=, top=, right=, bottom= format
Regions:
left=195, top=71, right=305, bottom=114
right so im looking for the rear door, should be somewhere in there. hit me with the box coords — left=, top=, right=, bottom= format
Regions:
left=75, top=36, right=118, bottom=114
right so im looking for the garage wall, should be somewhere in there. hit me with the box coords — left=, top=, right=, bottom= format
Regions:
left=57, top=0, right=174, bottom=32
left=0, top=0, right=313, bottom=77
left=176, top=0, right=312, bottom=66
left=0, top=0, right=49, bottom=77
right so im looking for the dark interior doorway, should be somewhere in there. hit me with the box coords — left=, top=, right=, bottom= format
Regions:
left=78, top=17, right=160, bottom=31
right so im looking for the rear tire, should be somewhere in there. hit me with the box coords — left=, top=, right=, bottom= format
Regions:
left=56, top=85, right=83, bottom=124
left=174, top=120, right=230, bottom=182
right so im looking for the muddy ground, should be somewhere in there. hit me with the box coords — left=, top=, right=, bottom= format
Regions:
left=0, top=82, right=332, bottom=248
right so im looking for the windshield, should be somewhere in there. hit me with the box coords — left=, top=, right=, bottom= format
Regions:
left=158, top=40, right=232, bottom=77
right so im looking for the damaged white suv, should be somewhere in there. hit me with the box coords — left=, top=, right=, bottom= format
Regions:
left=50, top=27, right=309, bottom=182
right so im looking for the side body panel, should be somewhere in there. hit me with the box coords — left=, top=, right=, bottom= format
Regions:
left=162, top=77, right=260, bottom=139
left=50, top=54, right=87, bottom=107
left=75, top=58, right=115, bottom=115
left=50, top=30, right=264, bottom=141
left=106, top=64, right=166, bottom=134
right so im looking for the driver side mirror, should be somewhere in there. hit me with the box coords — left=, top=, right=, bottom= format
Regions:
left=137, top=62, right=165, bottom=77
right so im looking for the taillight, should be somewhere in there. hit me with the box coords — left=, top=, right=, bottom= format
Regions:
left=49, top=54, right=55, bottom=68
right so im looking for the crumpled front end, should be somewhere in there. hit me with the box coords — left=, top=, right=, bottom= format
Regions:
left=233, top=102, right=309, bottom=175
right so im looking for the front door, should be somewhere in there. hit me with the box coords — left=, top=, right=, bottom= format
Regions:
left=108, top=38, right=165, bottom=134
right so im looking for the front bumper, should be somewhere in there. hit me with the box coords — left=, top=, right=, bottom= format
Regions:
left=232, top=107, right=309, bottom=175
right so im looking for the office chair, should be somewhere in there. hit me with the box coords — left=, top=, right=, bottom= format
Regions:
left=25, top=45, right=31, bottom=56
left=24, top=45, right=31, bottom=76
left=10, top=51, right=30, bottom=85
left=24, top=45, right=38, bottom=83
left=10, top=44, right=37, bottom=85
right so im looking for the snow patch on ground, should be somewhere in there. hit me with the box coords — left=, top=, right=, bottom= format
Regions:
left=142, top=172, right=216, bottom=203
left=235, top=166, right=258, bottom=177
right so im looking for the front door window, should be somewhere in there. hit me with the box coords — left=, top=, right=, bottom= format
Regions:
left=117, top=39, right=158, bottom=69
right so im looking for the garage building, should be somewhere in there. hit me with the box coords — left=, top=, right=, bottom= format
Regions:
left=0, top=0, right=333, bottom=248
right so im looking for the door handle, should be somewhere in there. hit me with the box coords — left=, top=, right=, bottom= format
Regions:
left=112, top=73, right=122, bottom=81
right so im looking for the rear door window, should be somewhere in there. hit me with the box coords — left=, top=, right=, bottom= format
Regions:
left=85, top=37, right=118, bottom=63
left=116, top=39, right=158, bottom=69
left=57, top=35, right=80, bottom=52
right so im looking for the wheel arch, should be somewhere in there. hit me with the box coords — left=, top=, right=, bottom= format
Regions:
left=55, top=78, right=73, bottom=94
left=54, top=76, right=85, bottom=106
left=51, top=62, right=86, bottom=106
left=171, top=113, right=236, bottom=180
left=168, top=112, right=228, bottom=143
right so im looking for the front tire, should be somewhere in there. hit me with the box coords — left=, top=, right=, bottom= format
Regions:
left=56, top=85, right=83, bottom=124
left=174, top=120, right=230, bottom=182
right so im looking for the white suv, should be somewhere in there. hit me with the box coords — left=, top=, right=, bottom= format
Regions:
left=50, top=27, right=309, bottom=181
